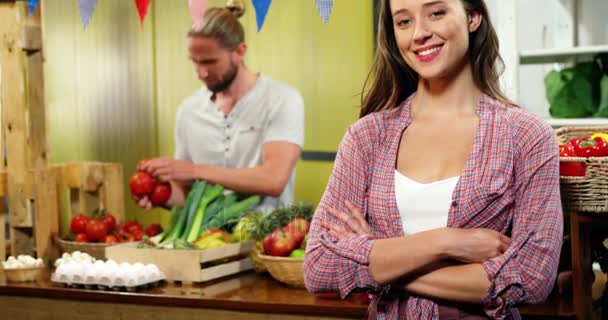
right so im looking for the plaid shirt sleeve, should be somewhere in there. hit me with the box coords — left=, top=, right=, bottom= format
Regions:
left=481, top=119, right=563, bottom=319
left=303, top=122, right=381, bottom=298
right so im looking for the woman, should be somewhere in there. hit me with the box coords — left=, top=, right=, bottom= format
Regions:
left=303, top=0, right=563, bottom=319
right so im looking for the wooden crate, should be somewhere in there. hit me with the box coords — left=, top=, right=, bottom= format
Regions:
left=105, top=241, right=255, bottom=283
left=0, top=161, right=124, bottom=264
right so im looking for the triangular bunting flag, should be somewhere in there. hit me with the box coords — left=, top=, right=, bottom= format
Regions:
left=78, top=0, right=98, bottom=29
left=27, top=0, right=39, bottom=16
left=252, top=0, right=272, bottom=32
left=188, top=0, right=208, bottom=30
left=134, top=0, right=151, bottom=26
left=314, top=0, right=333, bottom=24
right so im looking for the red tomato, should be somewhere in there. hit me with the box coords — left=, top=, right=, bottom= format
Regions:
left=145, top=224, right=163, bottom=237
left=122, top=220, right=143, bottom=233
left=103, top=234, right=119, bottom=244
left=128, top=171, right=156, bottom=197
left=131, top=229, right=145, bottom=241
left=74, top=233, right=89, bottom=243
left=150, top=182, right=171, bottom=206
left=559, top=143, right=576, bottom=157
left=571, top=137, right=608, bottom=157
left=559, top=143, right=586, bottom=176
left=99, top=213, right=117, bottom=232
left=85, top=219, right=108, bottom=242
left=116, top=230, right=135, bottom=243
left=70, top=214, right=89, bottom=234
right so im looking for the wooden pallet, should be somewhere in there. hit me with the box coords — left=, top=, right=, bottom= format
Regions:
left=0, top=2, right=126, bottom=265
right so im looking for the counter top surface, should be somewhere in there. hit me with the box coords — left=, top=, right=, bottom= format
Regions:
left=0, top=270, right=574, bottom=319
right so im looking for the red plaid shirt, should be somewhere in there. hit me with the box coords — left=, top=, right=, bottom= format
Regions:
left=303, top=94, right=563, bottom=319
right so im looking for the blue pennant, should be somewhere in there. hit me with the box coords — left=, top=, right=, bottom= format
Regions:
left=314, top=0, right=333, bottom=24
left=252, top=0, right=272, bottom=32
left=27, top=0, right=39, bottom=16
left=79, top=0, right=98, bottom=29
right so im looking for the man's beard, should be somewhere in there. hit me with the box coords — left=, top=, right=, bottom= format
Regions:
left=208, top=64, right=239, bottom=93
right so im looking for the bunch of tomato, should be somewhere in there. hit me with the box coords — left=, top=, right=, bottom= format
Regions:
left=559, top=132, right=608, bottom=176
left=69, top=209, right=162, bottom=244
left=129, top=159, right=171, bottom=205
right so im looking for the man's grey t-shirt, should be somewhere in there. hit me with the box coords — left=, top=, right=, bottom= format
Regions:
left=174, top=73, right=304, bottom=210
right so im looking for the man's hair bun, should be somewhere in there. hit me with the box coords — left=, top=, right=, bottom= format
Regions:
left=225, top=0, right=245, bottom=18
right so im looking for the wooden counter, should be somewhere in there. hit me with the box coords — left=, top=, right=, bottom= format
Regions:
left=0, top=270, right=575, bottom=320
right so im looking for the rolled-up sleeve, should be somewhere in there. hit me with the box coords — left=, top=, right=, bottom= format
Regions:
left=303, top=125, right=381, bottom=298
left=481, top=124, right=563, bottom=319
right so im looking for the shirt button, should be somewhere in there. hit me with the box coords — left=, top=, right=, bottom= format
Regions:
left=452, top=201, right=459, bottom=207
left=226, top=136, right=230, bottom=141
left=226, top=124, right=231, bottom=129
left=225, top=148, right=229, bottom=152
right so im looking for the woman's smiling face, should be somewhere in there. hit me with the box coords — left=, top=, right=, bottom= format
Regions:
left=389, top=0, right=481, bottom=81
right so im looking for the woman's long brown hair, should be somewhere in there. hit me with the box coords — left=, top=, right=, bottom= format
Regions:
left=360, top=0, right=510, bottom=118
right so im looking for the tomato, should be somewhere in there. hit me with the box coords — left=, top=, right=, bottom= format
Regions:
left=571, top=136, right=608, bottom=157
left=85, top=219, right=108, bottom=242
left=70, top=214, right=89, bottom=234
left=117, top=230, right=135, bottom=243
left=122, top=220, right=143, bottom=233
left=560, top=143, right=576, bottom=157
left=145, top=223, right=163, bottom=237
left=131, top=229, right=145, bottom=241
left=74, top=233, right=89, bottom=243
left=128, top=171, right=156, bottom=197
left=150, top=182, right=171, bottom=206
left=559, top=143, right=587, bottom=177
left=99, top=213, right=117, bottom=232
left=103, top=234, right=119, bottom=244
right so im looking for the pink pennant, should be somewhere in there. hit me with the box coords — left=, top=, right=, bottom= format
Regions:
left=189, top=0, right=209, bottom=30
left=134, top=0, right=151, bottom=26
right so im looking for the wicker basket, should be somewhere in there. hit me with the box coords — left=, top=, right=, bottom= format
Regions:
left=57, top=239, right=112, bottom=260
left=250, top=241, right=267, bottom=273
left=556, top=126, right=608, bottom=213
left=257, top=253, right=304, bottom=288
left=0, top=266, right=44, bottom=282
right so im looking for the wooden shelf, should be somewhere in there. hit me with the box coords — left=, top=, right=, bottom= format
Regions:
left=520, top=45, right=608, bottom=64
left=545, top=118, right=608, bottom=128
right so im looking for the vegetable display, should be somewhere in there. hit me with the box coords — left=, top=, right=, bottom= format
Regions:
left=559, top=131, right=608, bottom=177
left=154, top=180, right=261, bottom=249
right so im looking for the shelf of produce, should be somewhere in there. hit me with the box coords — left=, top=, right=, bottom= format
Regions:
left=546, top=117, right=608, bottom=128
left=0, top=269, right=575, bottom=319
left=520, top=45, right=608, bottom=64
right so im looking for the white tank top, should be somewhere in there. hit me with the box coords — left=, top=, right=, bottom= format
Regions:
left=394, top=170, right=459, bottom=235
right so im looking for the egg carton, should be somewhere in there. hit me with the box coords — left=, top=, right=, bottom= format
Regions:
left=51, top=260, right=165, bottom=292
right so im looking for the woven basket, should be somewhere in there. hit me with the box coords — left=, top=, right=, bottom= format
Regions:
left=257, top=254, right=305, bottom=288
left=0, top=266, right=44, bottom=282
left=250, top=241, right=267, bottom=273
left=57, top=239, right=111, bottom=260
left=556, top=126, right=608, bottom=213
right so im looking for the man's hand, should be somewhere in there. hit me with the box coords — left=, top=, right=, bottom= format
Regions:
left=141, top=157, right=200, bottom=182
